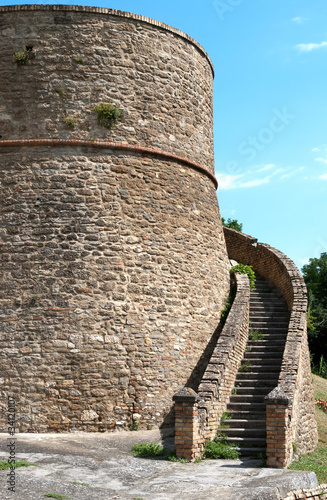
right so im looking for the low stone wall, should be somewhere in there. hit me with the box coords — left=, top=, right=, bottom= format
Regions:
left=224, top=227, right=318, bottom=467
left=173, top=272, right=250, bottom=460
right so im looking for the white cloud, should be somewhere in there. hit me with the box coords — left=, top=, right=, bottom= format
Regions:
left=319, top=173, right=327, bottom=180
left=292, top=17, right=309, bottom=24
left=217, top=174, right=244, bottom=190
left=295, top=41, right=327, bottom=52
left=312, top=147, right=320, bottom=152
left=315, top=157, right=327, bottom=164
left=258, top=163, right=275, bottom=172
left=298, top=257, right=310, bottom=267
left=239, top=177, right=270, bottom=188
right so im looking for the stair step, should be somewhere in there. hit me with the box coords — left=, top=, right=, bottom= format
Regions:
left=223, top=419, right=266, bottom=429
left=237, top=447, right=266, bottom=457
left=226, top=436, right=266, bottom=446
left=234, top=379, right=276, bottom=387
left=222, top=428, right=266, bottom=438
left=229, top=395, right=265, bottom=403
left=227, top=402, right=266, bottom=412
left=239, top=362, right=281, bottom=370
left=227, top=410, right=266, bottom=420
left=244, top=352, right=281, bottom=359
left=246, top=342, right=284, bottom=349
left=233, top=387, right=272, bottom=395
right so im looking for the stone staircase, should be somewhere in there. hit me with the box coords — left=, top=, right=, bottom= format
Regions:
left=221, top=275, right=289, bottom=457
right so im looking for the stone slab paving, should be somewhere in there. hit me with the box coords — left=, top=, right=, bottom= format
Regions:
left=0, top=430, right=318, bottom=500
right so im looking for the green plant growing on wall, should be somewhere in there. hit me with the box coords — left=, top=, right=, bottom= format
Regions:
left=13, top=49, right=30, bottom=65
left=94, top=102, right=123, bottom=129
left=230, top=264, right=256, bottom=291
left=55, top=87, right=67, bottom=98
left=64, top=114, right=79, bottom=129
left=130, top=417, right=140, bottom=431
left=73, top=55, right=84, bottom=63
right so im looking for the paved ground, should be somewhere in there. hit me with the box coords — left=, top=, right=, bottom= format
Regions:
left=0, top=429, right=319, bottom=500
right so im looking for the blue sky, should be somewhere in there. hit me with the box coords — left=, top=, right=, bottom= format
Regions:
left=3, top=0, right=327, bottom=270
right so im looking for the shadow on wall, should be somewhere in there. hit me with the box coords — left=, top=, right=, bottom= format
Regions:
left=160, top=282, right=233, bottom=429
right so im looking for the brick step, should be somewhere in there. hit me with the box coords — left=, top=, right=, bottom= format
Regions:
left=248, top=330, right=287, bottom=336
left=225, top=436, right=266, bottom=447
left=250, top=308, right=288, bottom=315
left=249, top=322, right=288, bottom=329
left=227, top=402, right=266, bottom=412
left=244, top=352, right=281, bottom=359
left=229, top=394, right=266, bottom=403
left=233, top=387, right=273, bottom=395
left=250, top=293, right=283, bottom=300
left=237, top=446, right=266, bottom=457
left=221, top=428, right=266, bottom=438
left=246, top=341, right=285, bottom=349
left=234, top=379, right=276, bottom=387
left=226, top=410, right=266, bottom=420
left=236, top=371, right=279, bottom=381
left=239, top=361, right=281, bottom=370
left=222, top=419, right=266, bottom=429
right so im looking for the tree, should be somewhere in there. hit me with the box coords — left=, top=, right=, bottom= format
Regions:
left=221, top=218, right=243, bottom=232
left=302, top=253, right=327, bottom=366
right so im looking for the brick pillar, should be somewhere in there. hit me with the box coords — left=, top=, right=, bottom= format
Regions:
left=173, top=387, right=202, bottom=461
left=265, top=387, right=291, bottom=468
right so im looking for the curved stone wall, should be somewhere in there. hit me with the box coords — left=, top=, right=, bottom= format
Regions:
left=0, top=81, right=229, bottom=434
left=0, top=4, right=215, bottom=171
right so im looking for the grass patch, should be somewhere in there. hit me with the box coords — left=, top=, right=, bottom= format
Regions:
left=203, top=434, right=240, bottom=460
left=288, top=444, right=327, bottom=483
left=131, top=442, right=164, bottom=457
left=44, top=495, right=69, bottom=500
left=0, top=460, right=37, bottom=470
left=288, top=374, right=327, bottom=482
left=166, top=451, right=189, bottom=463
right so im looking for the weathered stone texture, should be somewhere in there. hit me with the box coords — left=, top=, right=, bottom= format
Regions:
left=0, top=5, right=215, bottom=171
left=0, top=146, right=230, bottom=431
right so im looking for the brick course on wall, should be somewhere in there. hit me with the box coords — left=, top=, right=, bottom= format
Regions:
left=0, top=5, right=231, bottom=432
left=224, top=227, right=318, bottom=467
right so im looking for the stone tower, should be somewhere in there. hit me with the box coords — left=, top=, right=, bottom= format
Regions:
left=0, top=5, right=230, bottom=431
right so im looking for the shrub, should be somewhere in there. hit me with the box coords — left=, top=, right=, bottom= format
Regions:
left=203, top=434, right=240, bottom=460
left=131, top=442, right=164, bottom=457
left=13, top=50, right=30, bottom=65
left=230, top=264, right=256, bottom=291
left=94, top=102, right=123, bottom=129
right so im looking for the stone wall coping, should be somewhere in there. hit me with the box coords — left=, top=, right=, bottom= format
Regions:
left=0, top=4, right=214, bottom=77
left=265, top=387, right=291, bottom=406
left=173, top=387, right=201, bottom=403
left=0, top=139, right=218, bottom=189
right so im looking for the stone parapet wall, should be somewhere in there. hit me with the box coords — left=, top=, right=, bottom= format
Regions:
left=0, top=5, right=215, bottom=171
left=174, top=272, right=250, bottom=460
left=224, top=227, right=318, bottom=467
